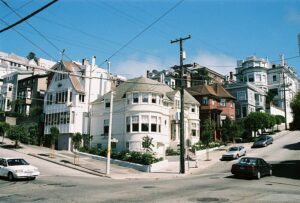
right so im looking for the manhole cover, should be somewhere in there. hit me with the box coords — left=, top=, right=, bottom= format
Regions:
left=189, top=197, right=229, bottom=202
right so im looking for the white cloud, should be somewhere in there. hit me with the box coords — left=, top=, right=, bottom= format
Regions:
left=112, top=50, right=236, bottom=79
left=286, top=9, right=300, bottom=23
left=113, top=55, right=174, bottom=79
left=190, top=50, right=236, bottom=75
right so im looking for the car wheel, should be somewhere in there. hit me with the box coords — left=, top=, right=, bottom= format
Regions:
left=30, top=177, right=36, bottom=180
left=7, top=172, right=14, bottom=181
left=269, top=169, right=272, bottom=176
left=256, top=171, right=261, bottom=180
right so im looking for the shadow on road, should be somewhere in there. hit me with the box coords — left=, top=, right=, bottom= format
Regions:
left=283, top=142, right=300, bottom=150
left=271, top=160, right=300, bottom=180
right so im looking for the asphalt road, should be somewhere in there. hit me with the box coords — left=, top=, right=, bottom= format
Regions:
left=0, top=131, right=299, bottom=203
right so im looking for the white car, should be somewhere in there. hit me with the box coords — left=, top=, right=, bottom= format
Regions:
left=221, top=146, right=246, bottom=160
left=0, top=157, right=40, bottom=181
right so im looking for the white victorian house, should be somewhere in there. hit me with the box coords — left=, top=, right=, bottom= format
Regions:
left=90, top=76, right=200, bottom=157
left=44, top=57, right=111, bottom=150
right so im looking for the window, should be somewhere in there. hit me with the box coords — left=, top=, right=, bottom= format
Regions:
left=191, top=123, right=197, bottom=136
left=191, top=105, right=196, bottom=113
left=126, top=117, right=130, bottom=132
left=132, top=116, right=139, bottom=132
left=105, top=99, right=110, bottom=108
left=242, top=106, right=247, bottom=117
left=202, top=97, right=208, bottom=105
left=79, top=94, right=85, bottom=103
left=220, top=99, right=226, bottom=107
left=111, top=142, right=117, bottom=149
left=103, top=119, right=109, bottom=134
left=256, top=74, right=261, bottom=82
left=248, top=74, right=254, bottom=82
left=133, top=93, right=139, bottom=103
left=273, top=75, right=277, bottom=82
left=141, top=115, right=149, bottom=132
left=237, top=91, right=246, bottom=101
left=269, top=88, right=278, bottom=96
left=8, top=86, right=12, bottom=91
left=47, top=94, right=53, bottom=105
left=69, top=91, right=72, bottom=102
left=158, top=117, right=161, bottom=132
left=142, top=93, right=148, bottom=103
left=151, top=93, right=157, bottom=103
left=151, top=116, right=157, bottom=132
left=71, top=111, right=75, bottom=124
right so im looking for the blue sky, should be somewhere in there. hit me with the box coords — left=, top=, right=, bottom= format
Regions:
left=1, top=0, right=300, bottom=79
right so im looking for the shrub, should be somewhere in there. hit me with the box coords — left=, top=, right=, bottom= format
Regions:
left=165, top=147, right=179, bottom=156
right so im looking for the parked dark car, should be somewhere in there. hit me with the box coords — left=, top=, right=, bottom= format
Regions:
left=252, top=135, right=273, bottom=148
left=231, top=157, right=272, bottom=179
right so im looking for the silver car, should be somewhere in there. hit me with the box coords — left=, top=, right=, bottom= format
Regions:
left=0, top=157, right=40, bottom=181
left=222, top=146, right=246, bottom=160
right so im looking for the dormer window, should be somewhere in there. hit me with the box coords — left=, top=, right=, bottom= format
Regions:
left=105, top=99, right=110, bottom=108
left=79, top=94, right=85, bottom=103
left=151, top=94, right=157, bottom=103
left=133, top=93, right=139, bottom=103
left=142, top=93, right=148, bottom=103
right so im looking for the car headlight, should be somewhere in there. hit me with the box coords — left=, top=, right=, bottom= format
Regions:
left=15, top=169, right=24, bottom=173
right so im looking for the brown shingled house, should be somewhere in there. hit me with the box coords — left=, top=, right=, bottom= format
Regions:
left=186, top=84, right=235, bottom=140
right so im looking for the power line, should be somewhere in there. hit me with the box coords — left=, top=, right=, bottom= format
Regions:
left=1, top=0, right=72, bottom=61
left=99, top=0, right=185, bottom=66
left=0, top=0, right=58, bottom=33
left=0, top=18, right=57, bottom=60
left=1, top=0, right=34, bottom=19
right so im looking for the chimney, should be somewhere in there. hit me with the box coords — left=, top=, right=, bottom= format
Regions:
left=230, top=71, right=233, bottom=80
left=280, top=54, right=285, bottom=66
left=92, top=56, right=96, bottom=67
left=82, top=58, right=89, bottom=66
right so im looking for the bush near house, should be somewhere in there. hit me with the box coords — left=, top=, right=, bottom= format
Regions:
left=165, top=147, right=180, bottom=156
left=191, top=141, right=221, bottom=152
left=79, top=147, right=162, bottom=165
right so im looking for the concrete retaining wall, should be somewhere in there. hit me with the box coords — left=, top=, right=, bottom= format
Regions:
left=77, top=151, right=168, bottom=172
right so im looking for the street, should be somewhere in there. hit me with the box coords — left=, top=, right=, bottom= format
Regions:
left=0, top=131, right=299, bottom=203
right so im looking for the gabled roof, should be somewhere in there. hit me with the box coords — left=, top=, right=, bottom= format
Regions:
left=186, top=83, right=235, bottom=100
left=52, top=61, right=85, bottom=93
left=93, top=76, right=199, bottom=105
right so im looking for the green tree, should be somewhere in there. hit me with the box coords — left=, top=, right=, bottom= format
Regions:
left=72, top=132, right=82, bottom=164
left=201, top=119, right=215, bottom=160
left=221, top=116, right=232, bottom=144
left=142, top=135, right=154, bottom=153
left=244, top=112, right=264, bottom=137
left=228, top=120, right=242, bottom=143
left=0, top=122, right=10, bottom=143
left=7, top=125, right=29, bottom=148
left=50, top=126, right=59, bottom=150
left=266, top=114, right=276, bottom=133
left=290, top=91, right=300, bottom=130
left=26, top=52, right=39, bottom=64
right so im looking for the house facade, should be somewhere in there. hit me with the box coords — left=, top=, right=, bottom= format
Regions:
left=43, top=58, right=112, bottom=150
left=228, top=55, right=298, bottom=124
left=90, top=76, right=200, bottom=157
left=186, top=84, right=235, bottom=140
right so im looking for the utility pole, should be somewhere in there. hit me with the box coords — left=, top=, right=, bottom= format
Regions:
left=171, top=35, right=191, bottom=174
left=282, top=71, right=289, bottom=130
left=106, top=60, right=113, bottom=175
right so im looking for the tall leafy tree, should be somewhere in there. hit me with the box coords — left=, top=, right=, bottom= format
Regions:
left=72, top=132, right=82, bottom=164
left=201, top=119, right=215, bottom=160
left=221, top=116, right=232, bottom=144
left=50, top=126, right=59, bottom=150
left=244, top=112, right=264, bottom=137
left=290, top=91, right=300, bottom=130
left=0, top=122, right=10, bottom=143
left=228, top=121, right=242, bottom=143
left=26, top=52, right=39, bottom=64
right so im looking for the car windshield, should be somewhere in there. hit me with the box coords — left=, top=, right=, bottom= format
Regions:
left=7, top=159, right=29, bottom=166
left=239, top=158, right=257, bottom=165
left=229, top=147, right=238, bottom=151
left=257, top=136, right=267, bottom=141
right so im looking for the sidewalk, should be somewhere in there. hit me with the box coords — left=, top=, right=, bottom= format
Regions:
left=1, top=130, right=289, bottom=180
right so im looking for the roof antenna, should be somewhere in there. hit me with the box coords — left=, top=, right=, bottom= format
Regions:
left=60, top=49, right=65, bottom=61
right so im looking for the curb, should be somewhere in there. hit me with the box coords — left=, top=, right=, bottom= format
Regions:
left=28, top=153, right=110, bottom=179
